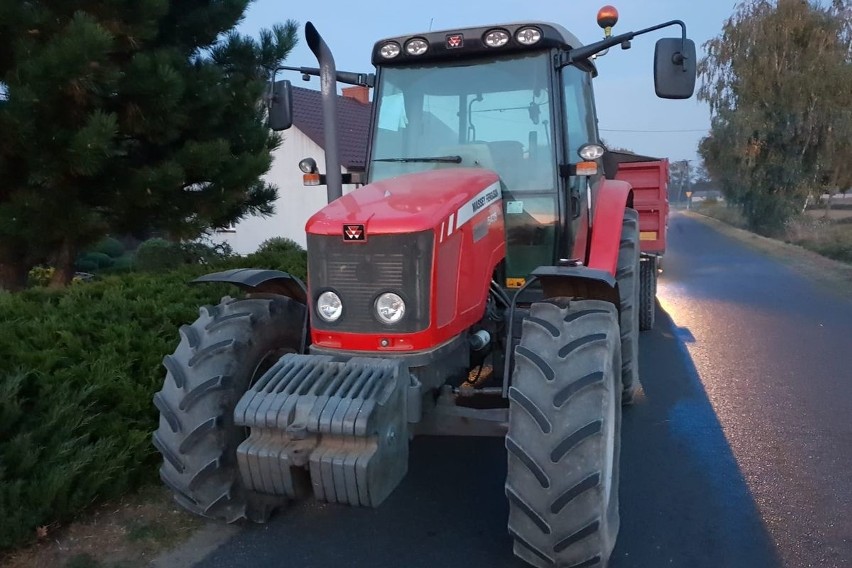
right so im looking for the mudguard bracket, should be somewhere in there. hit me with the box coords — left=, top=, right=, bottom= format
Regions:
left=531, top=265, right=620, bottom=307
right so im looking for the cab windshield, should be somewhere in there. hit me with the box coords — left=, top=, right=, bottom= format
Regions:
left=370, top=52, right=555, bottom=192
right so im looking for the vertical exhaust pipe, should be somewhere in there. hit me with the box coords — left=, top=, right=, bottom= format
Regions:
left=305, top=22, right=343, bottom=204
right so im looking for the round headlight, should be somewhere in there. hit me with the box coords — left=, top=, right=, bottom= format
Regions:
left=516, top=27, right=542, bottom=46
left=484, top=29, right=510, bottom=48
left=317, top=291, right=342, bottom=322
left=578, top=143, right=606, bottom=161
left=380, top=42, right=401, bottom=59
left=375, top=292, right=406, bottom=324
left=405, top=38, right=429, bottom=56
left=298, top=157, right=317, bottom=174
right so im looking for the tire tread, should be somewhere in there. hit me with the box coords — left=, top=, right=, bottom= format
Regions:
left=506, top=300, right=621, bottom=568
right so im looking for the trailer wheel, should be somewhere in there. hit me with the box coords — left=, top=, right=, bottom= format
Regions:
left=506, top=299, right=621, bottom=568
left=152, top=295, right=304, bottom=523
left=639, top=257, right=657, bottom=331
left=617, top=209, right=640, bottom=403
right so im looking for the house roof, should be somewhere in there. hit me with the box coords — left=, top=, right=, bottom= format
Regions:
left=291, top=86, right=372, bottom=171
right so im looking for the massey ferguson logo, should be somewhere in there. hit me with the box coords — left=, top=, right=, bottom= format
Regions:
left=447, top=34, right=464, bottom=49
left=343, top=224, right=366, bottom=241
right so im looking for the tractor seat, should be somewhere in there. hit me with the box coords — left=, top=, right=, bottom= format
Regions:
left=487, top=140, right=525, bottom=188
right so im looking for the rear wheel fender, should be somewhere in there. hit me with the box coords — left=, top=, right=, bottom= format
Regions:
left=587, top=180, right=633, bottom=276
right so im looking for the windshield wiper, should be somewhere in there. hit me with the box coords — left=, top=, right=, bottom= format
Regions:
left=373, top=155, right=462, bottom=164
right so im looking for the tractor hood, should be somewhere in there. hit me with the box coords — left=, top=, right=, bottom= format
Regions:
left=305, top=168, right=501, bottom=236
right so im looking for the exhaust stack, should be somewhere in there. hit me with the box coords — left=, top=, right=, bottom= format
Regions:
left=305, top=22, right=343, bottom=204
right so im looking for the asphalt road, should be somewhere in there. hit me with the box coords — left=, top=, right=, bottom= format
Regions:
left=194, top=212, right=852, bottom=568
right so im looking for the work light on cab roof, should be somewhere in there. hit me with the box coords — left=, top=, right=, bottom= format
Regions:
left=484, top=29, right=510, bottom=48
left=405, top=37, right=428, bottom=55
left=515, top=26, right=542, bottom=45
left=379, top=41, right=400, bottom=59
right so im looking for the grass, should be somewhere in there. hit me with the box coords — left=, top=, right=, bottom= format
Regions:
left=785, top=213, right=852, bottom=264
left=125, top=520, right=172, bottom=544
left=693, top=201, right=749, bottom=230
left=696, top=201, right=852, bottom=265
left=66, top=554, right=102, bottom=568
left=0, top=486, right=204, bottom=568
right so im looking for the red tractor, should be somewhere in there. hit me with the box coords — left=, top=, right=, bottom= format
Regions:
left=153, top=7, right=695, bottom=567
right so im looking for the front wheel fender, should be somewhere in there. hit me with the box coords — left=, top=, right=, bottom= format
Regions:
left=192, top=268, right=307, bottom=304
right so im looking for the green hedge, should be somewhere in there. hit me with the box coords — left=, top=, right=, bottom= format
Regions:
left=0, top=247, right=306, bottom=550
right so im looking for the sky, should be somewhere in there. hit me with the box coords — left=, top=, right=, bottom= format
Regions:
left=237, top=0, right=740, bottom=166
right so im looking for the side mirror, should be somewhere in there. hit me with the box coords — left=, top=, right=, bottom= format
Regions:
left=654, top=38, right=697, bottom=99
left=269, top=79, right=293, bottom=131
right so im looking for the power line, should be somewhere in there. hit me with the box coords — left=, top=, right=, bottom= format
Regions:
left=600, top=128, right=707, bottom=133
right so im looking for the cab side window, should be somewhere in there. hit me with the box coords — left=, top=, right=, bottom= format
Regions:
left=562, top=66, right=598, bottom=163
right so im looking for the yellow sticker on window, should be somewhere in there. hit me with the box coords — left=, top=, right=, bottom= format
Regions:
left=506, top=278, right=526, bottom=289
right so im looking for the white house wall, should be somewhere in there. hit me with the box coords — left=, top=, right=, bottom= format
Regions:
left=211, top=128, right=356, bottom=253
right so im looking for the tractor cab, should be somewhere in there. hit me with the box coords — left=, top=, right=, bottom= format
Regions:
left=367, top=23, right=593, bottom=284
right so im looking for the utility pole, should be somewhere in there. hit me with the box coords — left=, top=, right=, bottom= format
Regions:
left=685, top=160, right=691, bottom=210
left=676, top=159, right=691, bottom=208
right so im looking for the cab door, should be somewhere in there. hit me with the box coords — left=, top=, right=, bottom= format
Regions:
left=560, top=64, right=601, bottom=262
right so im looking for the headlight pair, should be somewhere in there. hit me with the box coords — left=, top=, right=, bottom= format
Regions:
left=315, top=291, right=406, bottom=325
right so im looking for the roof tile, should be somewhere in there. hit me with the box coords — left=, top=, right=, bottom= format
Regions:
left=291, top=86, right=372, bottom=171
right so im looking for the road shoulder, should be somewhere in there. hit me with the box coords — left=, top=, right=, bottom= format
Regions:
left=684, top=210, right=852, bottom=302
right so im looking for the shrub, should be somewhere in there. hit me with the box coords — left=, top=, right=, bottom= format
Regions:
left=74, top=257, right=99, bottom=273
left=106, top=254, right=135, bottom=273
left=92, top=237, right=125, bottom=259
left=27, top=266, right=55, bottom=287
left=0, top=248, right=307, bottom=550
left=246, top=238, right=307, bottom=275
left=256, top=237, right=302, bottom=255
left=135, top=239, right=182, bottom=272
left=697, top=202, right=748, bottom=229
left=180, top=240, right=234, bottom=266
left=86, top=252, right=116, bottom=269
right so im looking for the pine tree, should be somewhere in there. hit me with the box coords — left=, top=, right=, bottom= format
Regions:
left=0, top=1, right=298, bottom=290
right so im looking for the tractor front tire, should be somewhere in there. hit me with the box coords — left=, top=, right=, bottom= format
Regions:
left=639, top=257, right=657, bottom=331
left=617, top=209, right=641, bottom=403
left=506, top=299, right=622, bottom=568
left=152, top=295, right=304, bottom=523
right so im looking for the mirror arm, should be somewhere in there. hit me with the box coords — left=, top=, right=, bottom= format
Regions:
left=274, top=65, right=374, bottom=87
left=567, top=19, right=689, bottom=71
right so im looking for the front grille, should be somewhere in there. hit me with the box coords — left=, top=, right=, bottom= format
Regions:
left=308, top=232, right=433, bottom=333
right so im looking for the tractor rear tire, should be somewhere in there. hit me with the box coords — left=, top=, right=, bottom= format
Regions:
left=506, top=299, right=622, bottom=568
left=152, top=295, right=304, bottom=523
left=617, top=209, right=640, bottom=404
left=639, top=257, right=657, bottom=331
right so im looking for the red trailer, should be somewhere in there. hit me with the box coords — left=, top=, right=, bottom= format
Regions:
left=612, top=154, right=669, bottom=330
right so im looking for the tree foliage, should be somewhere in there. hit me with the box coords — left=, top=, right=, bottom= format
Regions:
left=698, top=0, right=852, bottom=234
left=0, top=1, right=298, bottom=290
